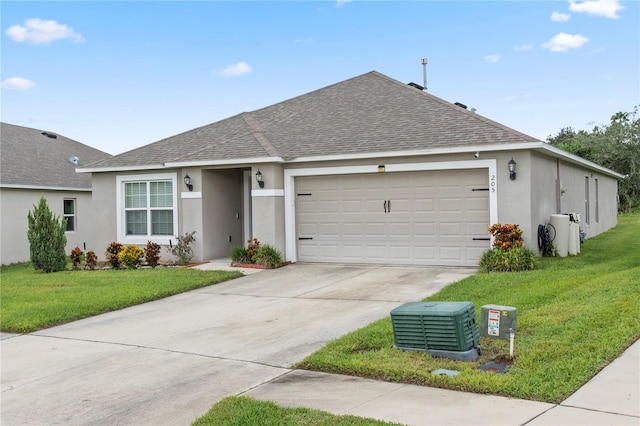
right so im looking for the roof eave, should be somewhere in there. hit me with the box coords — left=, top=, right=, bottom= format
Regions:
left=0, top=184, right=92, bottom=192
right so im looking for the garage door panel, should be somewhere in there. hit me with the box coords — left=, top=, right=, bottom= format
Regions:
left=440, top=222, right=462, bottom=236
left=440, top=246, right=463, bottom=261
left=343, top=223, right=363, bottom=236
left=414, top=222, right=437, bottom=236
left=414, top=198, right=436, bottom=212
left=440, top=198, right=462, bottom=212
left=365, top=222, right=386, bottom=236
left=296, top=169, right=489, bottom=266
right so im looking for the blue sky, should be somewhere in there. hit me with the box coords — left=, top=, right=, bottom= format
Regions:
left=2, top=1, right=638, bottom=155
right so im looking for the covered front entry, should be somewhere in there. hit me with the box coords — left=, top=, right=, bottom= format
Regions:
left=294, top=169, right=490, bottom=266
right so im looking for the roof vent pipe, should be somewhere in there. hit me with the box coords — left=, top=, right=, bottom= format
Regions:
left=42, top=132, right=57, bottom=139
left=454, top=102, right=468, bottom=109
left=421, top=58, right=428, bottom=91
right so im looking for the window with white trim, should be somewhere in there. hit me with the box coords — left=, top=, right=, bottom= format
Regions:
left=64, top=198, right=76, bottom=232
left=117, top=173, right=178, bottom=243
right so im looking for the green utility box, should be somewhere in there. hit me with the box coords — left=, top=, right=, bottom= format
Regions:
left=391, top=302, right=480, bottom=360
left=480, top=304, right=517, bottom=339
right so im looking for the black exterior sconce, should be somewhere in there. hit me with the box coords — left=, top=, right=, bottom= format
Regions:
left=184, top=174, right=193, bottom=191
left=256, top=169, right=264, bottom=188
left=508, top=158, right=517, bottom=181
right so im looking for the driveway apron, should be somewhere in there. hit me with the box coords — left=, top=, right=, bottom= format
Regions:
left=1, top=263, right=474, bottom=425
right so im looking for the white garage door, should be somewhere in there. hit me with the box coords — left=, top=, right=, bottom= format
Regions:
left=295, top=169, right=490, bottom=266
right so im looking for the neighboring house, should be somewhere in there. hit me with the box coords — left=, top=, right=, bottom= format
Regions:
left=1, top=123, right=112, bottom=265
left=79, top=71, right=622, bottom=267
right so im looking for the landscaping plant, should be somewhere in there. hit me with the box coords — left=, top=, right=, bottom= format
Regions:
left=105, top=242, right=124, bottom=268
left=230, top=245, right=250, bottom=264
left=144, top=241, right=162, bottom=268
left=171, top=231, right=196, bottom=265
left=480, top=223, right=537, bottom=272
left=253, top=244, right=283, bottom=268
left=70, top=246, right=84, bottom=269
left=85, top=251, right=98, bottom=270
left=27, top=196, right=67, bottom=273
left=118, top=244, right=144, bottom=269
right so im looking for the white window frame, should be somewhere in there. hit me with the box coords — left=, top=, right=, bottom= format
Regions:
left=116, top=173, right=178, bottom=244
left=63, top=198, right=76, bottom=232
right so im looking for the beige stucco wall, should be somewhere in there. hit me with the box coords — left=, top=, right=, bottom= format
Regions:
left=0, top=188, right=94, bottom=265
left=84, top=148, right=619, bottom=265
left=251, top=164, right=286, bottom=255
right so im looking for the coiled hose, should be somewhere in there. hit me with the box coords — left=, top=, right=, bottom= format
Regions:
left=537, top=223, right=556, bottom=256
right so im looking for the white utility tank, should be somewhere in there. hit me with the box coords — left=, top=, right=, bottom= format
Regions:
left=550, top=214, right=570, bottom=257
left=569, top=221, right=581, bottom=255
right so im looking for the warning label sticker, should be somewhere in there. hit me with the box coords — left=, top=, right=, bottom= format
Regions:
left=488, top=309, right=500, bottom=336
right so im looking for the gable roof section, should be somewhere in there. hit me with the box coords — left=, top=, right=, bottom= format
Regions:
left=1, top=122, right=112, bottom=189
left=82, top=71, right=541, bottom=171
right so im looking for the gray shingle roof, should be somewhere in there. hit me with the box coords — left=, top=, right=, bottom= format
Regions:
left=85, top=71, right=540, bottom=170
left=1, top=122, right=112, bottom=188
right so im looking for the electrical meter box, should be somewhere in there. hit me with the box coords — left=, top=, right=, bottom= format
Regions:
left=480, top=305, right=517, bottom=340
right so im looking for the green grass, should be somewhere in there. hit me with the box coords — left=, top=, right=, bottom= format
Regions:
left=192, top=396, right=402, bottom=426
left=0, top=264, right=243, bottom=333
left=297, top=214, right=640, bottom=403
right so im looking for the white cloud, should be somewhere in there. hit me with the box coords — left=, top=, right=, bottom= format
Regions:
left=551, top=12, right=571, bottom=22
left=484, top=54, right=500, bottom=63
left=568, top=0, right=624, bottom=19
left=220, top=62, right=252, bottom=77
left=514, top=43, right=535, bottom=51
left=335, top=0, right=352, bottom=8
left=5, top=18, right=84, bottom=44
left=542, top=33, right=589, bottom=52
left=1, top=77, right=36, bottom=90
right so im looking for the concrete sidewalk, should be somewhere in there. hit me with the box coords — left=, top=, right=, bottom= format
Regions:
left=245, top=339, right=640, bottom=425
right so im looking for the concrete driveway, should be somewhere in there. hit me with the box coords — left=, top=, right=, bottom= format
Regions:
left=1, top=263, right=474, bottom=425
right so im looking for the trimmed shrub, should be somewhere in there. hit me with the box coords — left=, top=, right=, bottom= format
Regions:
left=144, top=241, right=162, bottom=268
left=27, top=196, right=67, bottom=273
left=118, top=244, right=144, bottom=269
left=105, top=242, right=124, bottom=268
left=479, top=246, right=538, bottom=272
left=171, top=231, right=196, bottom=265
left=70, top=246, right=84, bottom=269
left=253, top=244, right=283, bottom=268
left=85, top=251, right=98, bottom=270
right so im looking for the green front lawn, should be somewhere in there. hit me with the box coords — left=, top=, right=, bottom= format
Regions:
left=0, top=264, right=243, bottom=333
left=297, top=214, right=640, bottom=403
left=192, top=396, right=402, bottom=426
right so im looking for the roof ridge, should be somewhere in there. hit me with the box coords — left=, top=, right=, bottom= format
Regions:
left=241, top=113, right=282, bottom=158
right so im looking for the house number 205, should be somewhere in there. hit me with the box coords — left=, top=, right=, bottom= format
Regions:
left=490, top=174, right=496, bottom=193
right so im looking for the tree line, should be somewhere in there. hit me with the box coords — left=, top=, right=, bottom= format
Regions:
left=546, top=105, right=639, bottom=212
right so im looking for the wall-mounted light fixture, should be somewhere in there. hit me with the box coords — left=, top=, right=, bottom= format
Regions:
left=508, top=158, right=517, bottom=181
left=255, top=169, right=264, bottom=188
left=184, top=174, right=193, bottom=191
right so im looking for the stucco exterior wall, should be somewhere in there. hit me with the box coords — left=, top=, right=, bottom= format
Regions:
left=1, top=188, right=93, bottom=265
left=251, top=164, right=286, bottom=256
left=90, top=173, right=119, bottom=260
left=554, top=160, right=618, bottom=237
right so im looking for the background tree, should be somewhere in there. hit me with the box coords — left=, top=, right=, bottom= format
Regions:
left=27, top=196, right=67, bottom=272
left=547, top=106, right=640, bottom=212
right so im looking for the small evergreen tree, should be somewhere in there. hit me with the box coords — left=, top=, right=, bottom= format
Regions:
left=27, top=196, right=67, bottom=273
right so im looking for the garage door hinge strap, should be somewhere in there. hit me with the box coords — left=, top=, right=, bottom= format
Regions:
left=473, top=237, right=491, bottom=241
left=298, top=237, right=313, bottom=240
left=297, top=193, right=312, bottom=196
left=472, top=188, right=490, bottom=191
